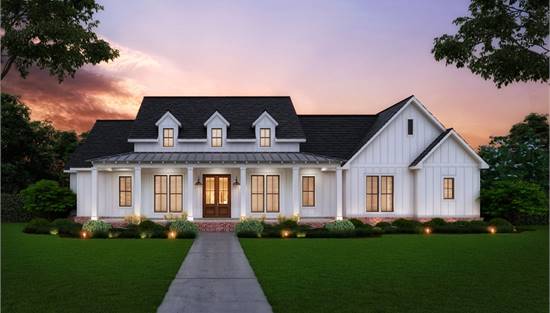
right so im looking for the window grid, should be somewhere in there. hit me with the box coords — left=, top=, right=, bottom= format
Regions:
left=302, top=176, right=315, bottom=207
left=154, top=175, right=168, bottom=212
left=211, top=128, right=222, bottom=147
left=381, top=176, right=394, bottom=212
left=260, top=128, right=271, bottom=147
left=443, top=177, right=455, bottom=199
left=163, top=128, right=174, bottom=147
left=119, top=176, right=132, bottom=207
left=266, top=175, right=280, bottom=212
left=366, top=176, right=379, bottom=212
left=251, top=175, right=265, bottom=212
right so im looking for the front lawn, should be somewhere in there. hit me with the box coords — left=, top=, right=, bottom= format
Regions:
left=1, top=223, right=192, bottom=313
left=241, top=227, right=549, bottom=313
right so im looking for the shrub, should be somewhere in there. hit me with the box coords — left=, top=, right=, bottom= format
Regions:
left=236, top=231, right=261, bottom=238
left=123, top=214, right=147, bottom=225
left=276, top=215, right=300, bottom=230
left=82, top=220, right=112, bottom=237
left=488, top=218, right=515, bottom=233
left=356, top=226, right=384, bottom=237
left=325, top=220, right=355, bottom=233
left=1, top=193, right=32, bottom=222
left=23, top=218, right=51, bottom=234
left=348, top=218, right=364, bottom=228
left=424, top=218, right=447, bottom=227
left=163, top=212, right=188, bottom=221
left=138, top=220, right=166, bottom=238
left=169, top=220, right=198, bottom=236
left=20, top=180, right=75, bottom=218
left=375, top=221, right=398, bottom=233
left=481, top=179, right=548, bottom=225
left=391, top=218, right=423, bottom=233
left=50, top=219, right=82, bottom=237
left=235, top=219, right=264, bottom=236
left=307, top=227, right=355, bottom=238
left=117, top=224, right=140, bottom=239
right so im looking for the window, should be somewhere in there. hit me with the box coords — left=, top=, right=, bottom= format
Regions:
left=156, top=175, right=182, bottom=212
left=260, top=128, right=271, bottom=147
left=266, top=175, right=280, bottom=212
left=381, top=176, right=394, bottom=212
left=119, top=176, right=132, bottom=207
left=443, top=177, right=455, bottom=199
left=302, top=176, right=315, bottom=207
left=163, top=128, right=174, bottom=147
left=251, top=175, right=264, bottom=212
left=366, top=176, right=379, bottom=212
left=169, top=175, right=183, bottom=212
left=154, top=175, right=168, bottom=212
left=366, top=175, right=394, bottom=212
left=211, top=128, right=222, bottom=147
left=407, top=119, right=414, bottom=135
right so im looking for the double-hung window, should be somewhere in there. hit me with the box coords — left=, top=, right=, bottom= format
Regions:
left=366, top=175, right=394, bottom=212
left=302, top=176, right=315, bottom=207
left=250, top=175, right=280, bottom=213
left=155, top=175, right=183, bottom=212
left=260, top=128, right=271, bottom=147
left=443, top=177, right=455, bottom=199
left=163, top=128, right=174, bottom=147
left=119, top=176, right=132, bottom=207
left=211, top=128, right=222, bottom=147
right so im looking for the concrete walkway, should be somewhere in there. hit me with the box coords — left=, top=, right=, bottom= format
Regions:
left=157, top=232, right=273, bottom=313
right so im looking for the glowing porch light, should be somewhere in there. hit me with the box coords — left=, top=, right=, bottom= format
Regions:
left=488, top=226, right=496, bottom=234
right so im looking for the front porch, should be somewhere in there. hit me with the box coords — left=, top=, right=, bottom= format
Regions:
left=83, top=152, right=344, bottom=222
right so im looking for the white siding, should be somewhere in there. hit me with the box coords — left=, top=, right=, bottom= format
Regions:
left=69, top=173, right=77, bottom=193
left=415, top=137, right=481, bottom=218
left=76, top=172, right=91, bottom=216
left=299, top=169, right=337, bottom=218
left=345, top=102, right=442, bottom=217
left=141, top=168, right=188, bottom=219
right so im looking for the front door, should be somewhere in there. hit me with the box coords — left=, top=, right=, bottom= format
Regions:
left=203, top=174, right=231, bottom=218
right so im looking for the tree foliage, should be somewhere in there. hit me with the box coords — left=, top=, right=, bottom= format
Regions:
left=479, top=113, right=549, bottom=223
left=1, top=93, right=82, bottom=192
left=1, top=0, right=119, bottom=81
left=432, top=0, right=548, bottom=87
left=20, top=179, right=76, bottom=217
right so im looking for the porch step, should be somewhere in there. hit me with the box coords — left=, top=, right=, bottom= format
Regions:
left=194, top=221, right=238, bottom=232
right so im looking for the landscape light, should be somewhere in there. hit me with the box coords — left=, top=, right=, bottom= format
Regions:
left=81, top=231, right=88, bottom=239
left=50, top=229, right=59, bottom=235
left=488, top=226, right=496, bottom=234
left=168, top=231, right=177, bottom=239
left=281, top=230, right=290, bottom=238
left=424, top=227, right=432, bottom=235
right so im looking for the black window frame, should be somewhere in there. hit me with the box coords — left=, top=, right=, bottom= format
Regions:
left=407, top=119, right=414, bottom=135
left=443, top=177, right=455, bottom=200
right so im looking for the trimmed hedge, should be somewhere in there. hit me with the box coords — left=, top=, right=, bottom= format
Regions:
left=325, top=220, right=355, bottom=233
left=235, top=219, right=264, bottom=237
left=50, top=219, right=82, bottom=237
left=23, top=218, right=51, bottom=234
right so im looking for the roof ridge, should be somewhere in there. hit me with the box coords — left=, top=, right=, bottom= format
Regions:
left=142, top=96, right=291, bottom=98
left=298, top=114, right=376, bottom=117
left=376, top=95, right=414, bottom=115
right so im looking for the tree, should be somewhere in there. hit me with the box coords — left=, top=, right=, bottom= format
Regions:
left=1, top=0, right=119, bottom=81
left=1, top=93, right=82, bottom=192
left=20, top=180, right=76, bottom=218
left=432, top=0, right=548, bottom=87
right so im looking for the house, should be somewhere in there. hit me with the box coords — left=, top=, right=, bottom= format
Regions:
left=65, top=95, right=488, bottom=223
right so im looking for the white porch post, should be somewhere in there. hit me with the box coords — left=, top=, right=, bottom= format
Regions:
left=134, top=166, right=142, bottom=216
left=292, top=166, right=300, bottom=216
left=91, top=167, right=98, bottom=220
left=336, top=167, right=343, bottom=220
left=240, top=167, right=247, bottom=218
left=186, top=167, right=194, bottom=221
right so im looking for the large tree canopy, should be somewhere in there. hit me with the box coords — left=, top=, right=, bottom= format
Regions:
left=1, top=0, right=119, bottom=81
left=432, top=0, right=548, bottom=87
left=1, top=93, right=82, bottom=192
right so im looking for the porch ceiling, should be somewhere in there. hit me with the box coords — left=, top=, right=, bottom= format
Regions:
left=88, top=152, right=342, bottom=165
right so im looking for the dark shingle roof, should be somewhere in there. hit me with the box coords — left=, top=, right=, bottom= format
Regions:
left=409, top=128, right=453, bottom=167
left=89, top=152, right=342, bottom=165
left=299, top=115, right=377, bottom=160
left=66, top=120, right=134, bottom=169
left=128, top=96, right=305, bottom=140
left=299, top=95, right=414, bottom=161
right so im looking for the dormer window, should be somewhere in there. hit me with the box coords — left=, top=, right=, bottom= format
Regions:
left=163, top=128, right=174, bottom=147
left=260, top=128, right=271, bottom=147
left=211, top=128, right=222, bottom=147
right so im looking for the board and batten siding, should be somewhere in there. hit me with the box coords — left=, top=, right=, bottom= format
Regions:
left=345, top=102, right=443, bottom=217
left=415, top=136, right=481, bottom=218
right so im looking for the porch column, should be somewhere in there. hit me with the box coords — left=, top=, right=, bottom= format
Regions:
left=336, top=167, right=343, bottom=220
left=292, top=166, right=300, bottom=216
left=240, top=166, right=247, bottom=218
left=91, top=167, right=98, bottom=220
left=134, top=166, right=141, bottom=216
left=186, top=167, right=194, bottom=221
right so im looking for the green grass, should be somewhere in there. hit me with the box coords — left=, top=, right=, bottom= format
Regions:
left=1, top=223, right=192, bottom=313
left=241, top=227, right=549, bottom=313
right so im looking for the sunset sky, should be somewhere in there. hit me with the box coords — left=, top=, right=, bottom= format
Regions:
left=2, top=0, right=548, bottom=148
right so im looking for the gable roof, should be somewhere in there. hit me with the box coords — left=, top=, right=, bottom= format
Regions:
left=155, top=111, right=181, bottom=127
left=409, top=128, right=489, bottom=169
left=65, top=120, right=134, bottom=169
left=128, top=96, right=305, bottom=140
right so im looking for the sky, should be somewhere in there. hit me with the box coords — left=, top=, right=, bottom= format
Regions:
left=2, top=0, right=548, bottom=148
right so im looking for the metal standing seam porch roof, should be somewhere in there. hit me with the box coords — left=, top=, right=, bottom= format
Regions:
left=89, top=152, right=343, bottom=165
